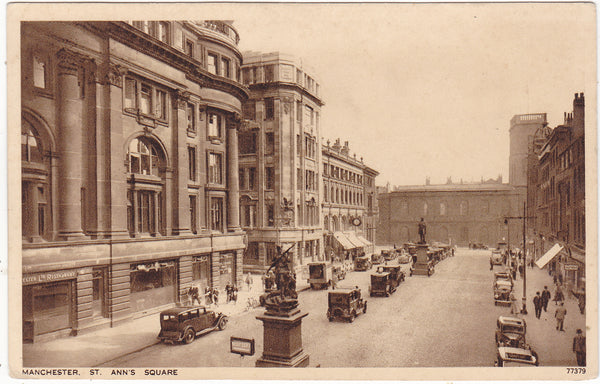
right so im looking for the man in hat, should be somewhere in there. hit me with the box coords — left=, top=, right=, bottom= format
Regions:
left=533, top=292, right=542, bottom=319
left=541, top=286, right=551, bottom=312
left=573, top=329, right=586, bottom=366
left=555, top=302, right=567, bottom=331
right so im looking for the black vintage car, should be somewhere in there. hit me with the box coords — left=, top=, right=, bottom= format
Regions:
left=158, top=306, right=227, bottom=344
left=327, top=287, right=367, bottom=322
left=377, top=265, right=405, bottom=287
left=369, top=271, right=395, bottom=297
left=354, top=255, right=372, bottom=271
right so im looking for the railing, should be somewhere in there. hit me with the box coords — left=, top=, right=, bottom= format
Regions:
left=193, top=20, right=240, bottom=45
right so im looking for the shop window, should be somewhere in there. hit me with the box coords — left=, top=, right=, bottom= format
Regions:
left=130, top=261, right=176, bottom=313
left=265, top=98, right=274, bottom=120
left=192, top=255, right=210, bottom=289
left=265, top=132, right=275, bottom=155
left=207, top=152, right=223, bottom=185
left=265, top=167, right=274, bottom=190
left=210, top=197, right=224, bottom=232
left=239, top=131, right=257, bottom=154
left=207, top=53, right=218, bottom=75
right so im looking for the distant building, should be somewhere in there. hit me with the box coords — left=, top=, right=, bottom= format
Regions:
left=530, top=93, right=585, bottom=293
left=238, top=51, right=324, bottom=275
left=377, top=178, right=521, bottom=247
left=510, top=113, right=548, bottom=187
left=21, top=21, right=247, bottom=341
left=322, top=139, right=378, bottom=260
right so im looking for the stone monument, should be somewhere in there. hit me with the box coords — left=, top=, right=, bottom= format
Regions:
left=256, top=245, right=309, bottom=367
left=413, top=218, right=434, bottom=276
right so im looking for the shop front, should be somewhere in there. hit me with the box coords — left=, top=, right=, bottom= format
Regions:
left=130, top=260, right=177, bottom=314
left=192, top=255, right=211, bottom=292
left=217, top=252, right=235, bottom=291
left=22, top=269, right=77, bottom=342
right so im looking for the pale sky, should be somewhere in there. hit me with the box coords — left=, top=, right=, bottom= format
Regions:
left=231, top=3, right=596, bottom=186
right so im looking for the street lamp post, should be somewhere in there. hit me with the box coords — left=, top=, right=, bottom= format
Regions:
left=504, top=202, right=533, bottom=315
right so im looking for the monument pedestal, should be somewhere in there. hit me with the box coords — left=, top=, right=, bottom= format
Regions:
left=412, top=243, right=434, bottom=276
left=256, top=309, right=310, bottom=367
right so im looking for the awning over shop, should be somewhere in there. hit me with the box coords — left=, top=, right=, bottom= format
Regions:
left=357, top=235, right=372, bottom=247
left=345, top=232, right=365, bottom=249
left=536, top=244, right=563, bottom=269
left=333, top=232, right=356, bottom=250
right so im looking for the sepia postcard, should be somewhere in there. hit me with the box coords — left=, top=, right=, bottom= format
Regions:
left=5, top=2, right=598, bottom=381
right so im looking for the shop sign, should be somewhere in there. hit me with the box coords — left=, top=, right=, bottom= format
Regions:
left=22, top=270, right=77, bottom=285
left=230, top=336, right=255, bottom=356
left=564, top=264, right=579, bottom=271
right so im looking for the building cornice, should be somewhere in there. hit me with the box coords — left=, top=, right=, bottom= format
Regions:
left=248, top=82, right=324, bottom=107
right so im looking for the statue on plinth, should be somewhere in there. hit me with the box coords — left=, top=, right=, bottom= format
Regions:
left=418, top=217, right=427, bottom=244
left=264, top=244, right=299, bottom=314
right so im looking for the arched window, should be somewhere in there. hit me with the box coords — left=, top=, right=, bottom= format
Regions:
left=440, top=202, right=447, bottom=216
left=460, top=201, right=468, bottom=216
left=127, top=136, right=166, bottom=237
left=22, top=124, right=44, bottom=163
left=423, top=202, right=428, bottom=216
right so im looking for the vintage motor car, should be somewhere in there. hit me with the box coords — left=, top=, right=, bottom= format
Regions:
left=496, top=346, right=539, bottom=366
left=371, top=252, right=384, bottom=265
left=495, top=316, right=527, bottom=348
left=494, top=280, right=513, bottom=306
left=158, top=306, right=227, bottom=344
left=490, top=250, right=504, bottom=266
left=327, top=287, right=367, bottom=322
left=307, top=262, right=332, bottom=289
left=494, top=271, right=514, bottom=288
left=369, top=271, right=396, bottom=297
left=382, top=249, right=396, bottom=261
left=396, top=250, right=412, bottom=264
left=377, top=265, right=405, bottom=288
left=354, top=255, right=373, bottom=271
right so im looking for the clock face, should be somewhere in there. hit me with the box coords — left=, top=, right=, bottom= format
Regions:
left=352, top=217, right=361, bottom=226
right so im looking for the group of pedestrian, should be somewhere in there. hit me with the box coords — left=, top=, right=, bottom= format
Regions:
left=532, top=286, right=552, bottom=319
left=225, top=282, right=238, bottom=303
left=204, top=287, right=219, bottom=306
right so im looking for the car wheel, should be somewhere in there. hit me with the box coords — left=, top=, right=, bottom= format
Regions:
left=328, top=316, right=334, bottom=322
left=310, top=284, right=315, bottom=289
left=532, top=350, right=539, bottom=366
left=218, top=318, right=228, bottom=331
left=349, top=312, right=356, bottom=323
left=385, top=289, right=390, bottom=297
left=183, top=328, right=195, bottom=344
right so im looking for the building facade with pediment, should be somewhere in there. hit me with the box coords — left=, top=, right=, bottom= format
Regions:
left=21, top=21, right=248, bottom=341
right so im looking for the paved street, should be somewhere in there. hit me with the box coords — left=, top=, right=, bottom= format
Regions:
left=24, top=248, right=585, bottom=368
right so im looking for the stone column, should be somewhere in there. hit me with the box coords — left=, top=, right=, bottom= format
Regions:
left=171, top=90, right=191, bottom=235
left=226, top=114, right=241, bottom=231
left=56, top=48, right=86, bottom=240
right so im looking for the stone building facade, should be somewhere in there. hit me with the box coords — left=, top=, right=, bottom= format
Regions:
left=238, top=52, right=324, bottom=274
left=377, top=180, right=522, bottom=247
left=529, top=93, right=586, bottom=293
left=322, top=139, right=378, bottom=259
left=21, top=21, right=248, bottom=342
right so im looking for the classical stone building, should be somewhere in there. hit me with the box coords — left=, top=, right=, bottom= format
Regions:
left=238, top=51, right=324, bottom=274
left=529, top=93, right=586, bottom=293
left=377, top=179, right=522, bottom=247
left=21, top=21, right=248, bottom=341
left=322, top=139, right=378, bottom=259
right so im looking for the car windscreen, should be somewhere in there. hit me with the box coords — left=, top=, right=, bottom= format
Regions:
left=309, top=265, right=324, bottom=278
left=161, top=314, right=177, bottom=321
left=502, top=324, right=524, bottom=333
left=329, top=294, right=348, bottom=306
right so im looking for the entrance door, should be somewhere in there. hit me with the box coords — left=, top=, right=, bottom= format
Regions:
left=92, top=268, right=108, bottom=318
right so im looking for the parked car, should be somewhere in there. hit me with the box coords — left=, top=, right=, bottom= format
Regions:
left=308, top=262, right=332, bottom=289
left=158, top=306, right=227, bottom=344
left=397, top=252, right=412, bottom=264
left=371, top=253, right=384, bottom=265
left=494, top=280, right=513, bottom=306
left=369, top=271, right=395, bottom=297
left=495, top=316, right=527, bottom=348
left=496, top=346, right=539, bottom=366
left=377, top=265, right=405, bottom=288
left=327, top=287, right=367, bottom=322
left=490, top=250, right=504, bottom=266
left=494, top=271, right=514, bottom=288
left=354, top=255, right=373, bottom=271
left=382, top=250, right=396, bottom=261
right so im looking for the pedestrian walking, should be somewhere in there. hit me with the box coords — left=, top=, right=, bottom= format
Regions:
left=555, top=302, right=567, bottom=331
left=573, top=329, right=586, bottom=366
left=490, top=258, right=494, bottom=270
left=533, top=292, right=542, bottom=319
left=510, top=292, right=519, bottom=315
left=245, top=272, right=253, bottom=291
left=225, top=282, right=233, bottom=303
left=558, top=273, right=563, bottom=285
left=518, top=264, right=524, bottom=278
left=232, top=286, right=238, bottom=304
left=541, top=286, right=551, bottom=312
left=578, top=292, right=585, bottom=314
left=205, top=287, right=213, bottom=306
left=554, top=284, right=564, bottom=304
left=212, top=288, right=220, bottom=307
left=188, top=285, right=201, bottom=305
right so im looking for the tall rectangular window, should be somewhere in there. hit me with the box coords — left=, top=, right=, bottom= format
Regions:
left=207, top=53, right=218, bottom=75
left=239, top=132, right=257, bottom=154
left=296, top=134, right=302, bottom=156
left=186, top=102, right=195, bottom=132
left=140, top=83, right=152, bottom=115
left=265, top=65, right=275, bottom=82
left=265, top=132, right=275, bottom=155
left=188, top=146, right=196, bottom=181
left=265, top=98, right=274, bottom=120
left=297, top=168, right=302, bottom=190
left=239, top=168, right=245, bottom=190
left=33, top=56, right=46, bottom=88
left=266, top=167, right=274, bottom=190
left=190, top=195, right=197, bottom=234
left=208, top=113, right=221, bottom=138
left=210, top=197, right=223, bottom=232
left=221, top=57, right=230, bottom=78
left=296, top=69, right=302, bottom=85
left=158, top=22, right=169, bottom=43
left=208, top=152, right=223, bottom=184
left=155, top=90, right=166, bottom=119
left=267, top=203, right=274, bottom=227
left=248, top=167, right=256, bottom=190
left=242, top=101, right=256, bottom=120
left=296, top=101, right=302, bottom=121
left=124, top=78, right=136, bottom=109
left=185, top=40, right=194, bottom=57
left=242, top=67, right=252, bottom=85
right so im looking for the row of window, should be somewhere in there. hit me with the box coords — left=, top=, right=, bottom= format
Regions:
left=239, top=166, right=275, bottom=191
left=323, top=164, right=364, bottom=185
left=130, top=21, right=241, bottom=82
left=297, top=168, right=319, bottom=192
left=241, top=64, right=320, bottom=96
left=189, top=195, right=224, bottom=234
left=244, top=240, right=320, bottom=263
left=239, top=131, right=275, bottom=155
left=296, top=134, right=317, bottom=160
left=323, top=182, right=364, bottom=206
left=393, top=200, right=504, bottom=217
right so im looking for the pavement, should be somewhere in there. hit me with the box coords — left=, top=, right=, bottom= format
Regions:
left=22, top=273, right=310, bottom=367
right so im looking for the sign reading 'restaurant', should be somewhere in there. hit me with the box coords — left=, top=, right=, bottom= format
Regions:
left=22, top=270, right=78, bottom=285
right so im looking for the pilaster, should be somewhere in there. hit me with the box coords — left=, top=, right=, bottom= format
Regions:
left=227, top=113, right=241, bottom=231
left=171, top=89, right=192, bottom=235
